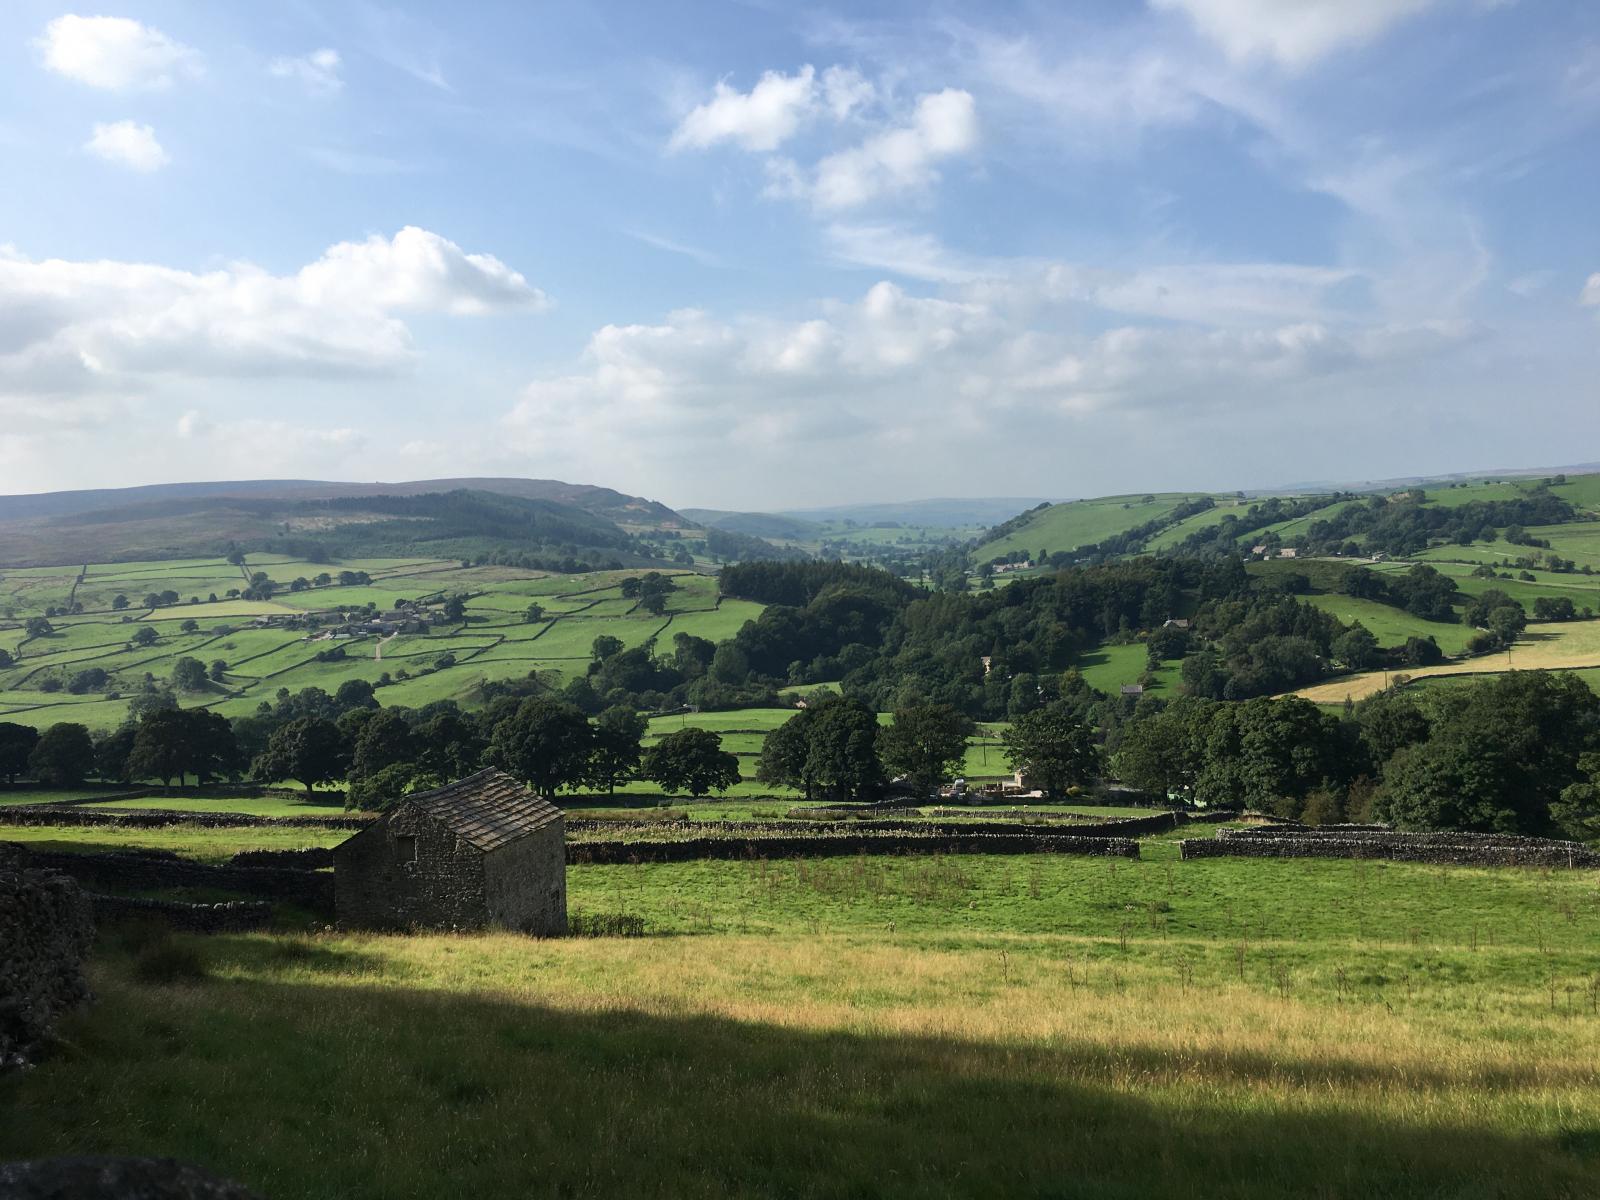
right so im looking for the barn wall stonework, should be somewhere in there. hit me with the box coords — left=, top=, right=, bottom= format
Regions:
left=482, top=819, right=567, bottom=935
left=335, top=808, right=488, bottom=930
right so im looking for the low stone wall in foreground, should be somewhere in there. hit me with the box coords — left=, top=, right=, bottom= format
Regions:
left=0, top=845, right=94, bottom=1069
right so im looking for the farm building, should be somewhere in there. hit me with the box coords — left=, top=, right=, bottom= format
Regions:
left=334, top=768, right=567, bottom=935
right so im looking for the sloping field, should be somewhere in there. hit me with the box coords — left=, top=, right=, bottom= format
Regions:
left=976, top=493, right=1212, bottom=563
left=1301, top=594, right=1473, bottom=653
left=1288, top=620, right=1600, bottom=703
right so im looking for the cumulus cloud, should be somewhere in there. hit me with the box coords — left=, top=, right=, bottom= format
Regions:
left=1582, top=273, right=1600, bottom=306
left=778, top=89, right=979, bottom=210
left=84, top=120, right=168, bottom=172
left=269, top=48, right=342, bottom=95
left=37, top=14, right=201, bottom=90
left=1151, top=0, right=1438, bottom=69
left=502, top=271, right=1467, bottom=498
left=0, top=227, right=546, bottom=403
left=669, top=66, right=818, bottom=151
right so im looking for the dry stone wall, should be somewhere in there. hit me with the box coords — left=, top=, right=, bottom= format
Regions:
left=1182, top=828, right=1600, bottom=869
left=11, top=846, right=335, bottom=914
left=0, top=805, right=367, bottom=831
left=87, top=894, right=274, bottom=932
left=569, top=832, right=1140, bottom=864
left=0, top=845, right=94, bottom=1069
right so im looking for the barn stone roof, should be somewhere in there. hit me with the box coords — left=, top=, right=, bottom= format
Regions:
left=403, top=768, right=562, bottom=852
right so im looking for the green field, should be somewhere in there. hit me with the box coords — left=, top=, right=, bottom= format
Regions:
left=1302, top=594, right=1475, bottom=653
left=975, top=493, right=1214, bottom=563
left=3, top=837, right=1598, bottom=1197
left=0, top=556, right=753, bottom=733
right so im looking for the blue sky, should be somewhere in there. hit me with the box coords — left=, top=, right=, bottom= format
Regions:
left=1, top=1, right=1597, bottom=509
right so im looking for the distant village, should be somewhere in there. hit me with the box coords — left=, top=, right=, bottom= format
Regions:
left=251, top=599, right=451, bottom=640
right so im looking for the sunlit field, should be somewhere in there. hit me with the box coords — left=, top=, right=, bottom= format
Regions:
left=4, top=828, right=1598, bottom=1198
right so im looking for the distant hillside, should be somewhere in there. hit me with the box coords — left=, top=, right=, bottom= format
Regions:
left=974, top=493, right=1218, bottom=564
left=0, top=476, right=691, bottom=533
left=778, top=497, right=1061, bottom=527
left=0, top=488, right=650, bottom=568
left=681, top=509, right=823, bottom=541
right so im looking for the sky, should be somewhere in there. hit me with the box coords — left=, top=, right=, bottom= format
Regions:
left=1, top=0, right=1598, bottom=511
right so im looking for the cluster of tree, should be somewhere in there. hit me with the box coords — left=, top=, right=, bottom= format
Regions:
left=1291, top=490, right=1577, bottom=558
left=1163, top=495, right=1348, bottom=559
left=1340, top=563, right=1459, bottom=622
left=621, top=572, right=678, bottom=615
left=754, top=693, right=1097, bottom=802
left=0, top=682, right=749, bottom=808
left=702, top=527, right=808, bottom=564
left=1114, top=671, right=1600, bottom=837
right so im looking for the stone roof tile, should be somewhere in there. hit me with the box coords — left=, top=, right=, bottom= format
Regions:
left=405, top=768, right=561, bottom=852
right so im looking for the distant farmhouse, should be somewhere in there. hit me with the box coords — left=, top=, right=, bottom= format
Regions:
left=334, top=768, right=567, bottom=935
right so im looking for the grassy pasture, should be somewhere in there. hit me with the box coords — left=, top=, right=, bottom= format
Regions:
left=976, top=493, right=1214, bottom=563
left=1302, top=593, right=1474, bottom=653
left=3, top=845, right=1598, bottom=1198
left=1143, top=499, right=1254, bottom=550
left=1072, top=642, right=1181, bottom=694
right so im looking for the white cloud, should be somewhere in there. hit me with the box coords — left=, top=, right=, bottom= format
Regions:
left=84, top=120, right=169, bottom=172
left=270, top=48, right=342, bottom=95
left=805, top=89, right=978, bottom=209
left=37, top=14, right=201, bottom=90
left=501, top=271, right=1466, bottom=499
left=669, top=66, right=818, bottom=152
left=1582, top=273, right=1600, bottom=307
left=0, top=227, right=546, bottom=402
left=821, top=66, right=875, bottom=120
left=1150, top=0, right=1438, bottom=69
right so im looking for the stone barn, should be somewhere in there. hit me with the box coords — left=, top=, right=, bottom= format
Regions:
left=334, top=768, right=566, bottom=935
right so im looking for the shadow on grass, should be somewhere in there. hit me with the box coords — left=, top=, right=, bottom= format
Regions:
left=1, top=938, right=1596, bottom=1200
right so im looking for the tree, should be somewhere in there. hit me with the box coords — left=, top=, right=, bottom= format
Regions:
left=253, top=716, right=351, bottom=798
left=349, top=709, right=418, bottom=783
left=67, top=667, right=109, bottom=695
left=94, top=725, right=137, bottom=783
left=524, top=602, right=546, bottom=624
left=591, top=634, right=625, bottom=663
left=1001, top=703, right=1100, bottom=799
left=586, top=705, right=646, bottom=793
left=171, top=656, right=209, bottom=692
left=180, top=618, right=199, bottom=634
left=112, top=594, right=129, bottom=611
left=878, top=703, right=973, bottom=795
left=1114, top=697, right=1214, bottom=803
left=416, top=709, right=486, bottom=780
left=209, top=659, right=229, bottom=683
left=486, top=698, right=593, bottom=799
left=0, top=649, right=12, bottom=669
left=1380, top=671, right=1599, bottom=833
left=642, top=727, right=740, bottom=797
left=0, top=722, right=40, bottom=785
left=129, top=626, right=158, bottom=647
left=1332, top=624, right=1380, bottom=670
left=129, top=708, right=241, bottom=786
left=348, top=762, right=439, bottom=812
left=334, top=678, right=378, bottom=712
left=443, top=594, right=468, bottom=622
left=24, top=617, right=53, bottom=638
left=1533, top=596, right=1577, bottom=622
left=802, top=697, right=885, bottom=802
left=756, top=710, right=816, bottom=798
left=29, top=723, right=94, bottom=787
left=1552, top=753, right=1600, bottom=841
